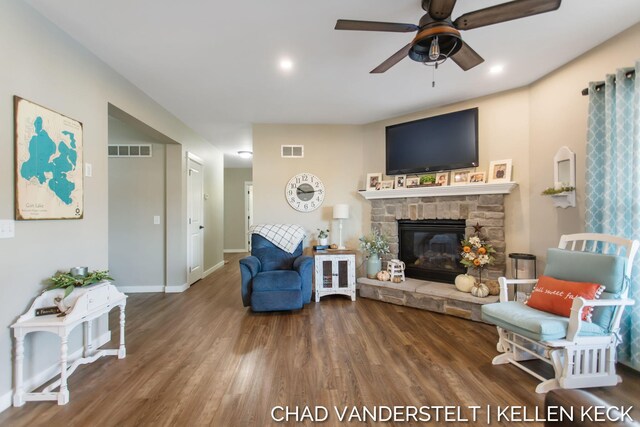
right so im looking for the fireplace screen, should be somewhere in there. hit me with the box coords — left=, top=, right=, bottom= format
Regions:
left=398, top=219, right=467, bottom=283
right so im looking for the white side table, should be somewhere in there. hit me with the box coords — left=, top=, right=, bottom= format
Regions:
left=11, top=281, right=126, bottom=406
left=314, top=250, right=356, bottom=302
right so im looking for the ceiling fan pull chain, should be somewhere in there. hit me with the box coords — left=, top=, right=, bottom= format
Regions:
left=432, top=62, right=438, bottom=88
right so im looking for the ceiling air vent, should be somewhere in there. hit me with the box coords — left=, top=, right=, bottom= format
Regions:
left=108, top=144, right=152, bottom=157
left=281, top=145, right=304, bottom=158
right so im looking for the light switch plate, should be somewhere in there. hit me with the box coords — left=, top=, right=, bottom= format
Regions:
left=153, top=216, right=160, bottom=225
left=0, top=220, right=15, bottom=238
left=85, top=163, right=92, bottom=177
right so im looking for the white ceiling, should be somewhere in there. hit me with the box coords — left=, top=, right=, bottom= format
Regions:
left=26, top=0, right=640, bottom=167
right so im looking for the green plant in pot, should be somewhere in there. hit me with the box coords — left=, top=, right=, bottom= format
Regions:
left=317, top=228, right=330, bottom=246
left=359, top=229, right=391, bottom=279
left=48, top=270, right=112, bottom=299
left=420, top=174, right=436, bottom=186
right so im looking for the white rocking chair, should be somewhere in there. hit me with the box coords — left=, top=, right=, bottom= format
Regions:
left=482, top=233, right=638, bottom=393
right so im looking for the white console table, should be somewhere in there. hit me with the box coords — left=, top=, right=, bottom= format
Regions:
left=11, top=281, right=126, bottom=406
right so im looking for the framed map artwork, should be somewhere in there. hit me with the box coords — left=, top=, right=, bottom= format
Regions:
left=14, top=96, right=83, bottom=220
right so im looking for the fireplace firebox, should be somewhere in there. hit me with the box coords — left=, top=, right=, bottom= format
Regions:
left=398, top=219, right=466, bottom=283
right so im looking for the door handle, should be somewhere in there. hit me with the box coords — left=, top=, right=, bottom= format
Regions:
left=199, top=226, right=204, bottom=230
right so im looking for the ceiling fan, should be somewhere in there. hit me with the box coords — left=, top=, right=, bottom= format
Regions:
left=335, top=0, right=562, bottom=73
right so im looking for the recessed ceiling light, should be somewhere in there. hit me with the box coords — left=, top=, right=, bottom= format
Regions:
left=237, top=150, right=253, bottom=158
left=279, top=58, right=294, bottom=72
left=489, top=64, right=504, bottom=75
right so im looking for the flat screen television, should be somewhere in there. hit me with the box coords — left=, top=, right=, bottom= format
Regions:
left=386, top=107, right=478, bottom=175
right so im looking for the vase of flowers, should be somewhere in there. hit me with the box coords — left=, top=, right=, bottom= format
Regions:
left=460, top=234, right=496, bottom=289
left=360, top=229, right=390, bottom=279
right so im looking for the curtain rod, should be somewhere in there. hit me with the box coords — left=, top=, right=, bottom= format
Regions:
left=581, top=70, right=635, bottom=96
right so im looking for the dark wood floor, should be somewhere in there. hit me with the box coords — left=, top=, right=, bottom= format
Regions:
left=1, top=253, right=638, bottom=426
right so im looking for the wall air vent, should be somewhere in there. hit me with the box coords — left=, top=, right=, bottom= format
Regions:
left=108, top=144, right=152, bottom=157
left=281, top=145, right=304, bottom=158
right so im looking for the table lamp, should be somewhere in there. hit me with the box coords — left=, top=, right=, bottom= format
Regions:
left=333, top=204, right=349, bottom=249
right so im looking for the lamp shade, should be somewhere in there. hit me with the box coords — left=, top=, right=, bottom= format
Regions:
left=333, top=204, right=349, bottom=219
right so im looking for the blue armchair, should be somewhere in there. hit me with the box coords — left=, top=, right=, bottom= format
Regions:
left=239, top=234, right=313, bottom=312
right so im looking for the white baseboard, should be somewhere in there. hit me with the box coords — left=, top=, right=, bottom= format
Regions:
left=224, top=249, right=247, bottom=253
left=164, top=283, right=189, bottom=293
left=117, top=285, right=165, bottom=293
left=204, top=261, right=225, bottom=278
left=0, top=330, right=111, bottom=414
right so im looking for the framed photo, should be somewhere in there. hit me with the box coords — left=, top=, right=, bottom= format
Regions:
left=451, top=170, right=471, bottom=185
left=488, top=159, right=513, bottom=183
left=366, top=173, right=382, bottom=190
left=469, top=171, right=486, bottom=184
left=394, top=175, right=406, bottom=189
left=14, top=96, right=83, bottom=220
left=379, top=180, right=394, bottom=190
left=406, top=177, right=420, bottom=188
left=435, top=172, right=449, bottom=186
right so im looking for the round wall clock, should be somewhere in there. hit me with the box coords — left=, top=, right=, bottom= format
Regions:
left=286, top=173, right=325, bottom=212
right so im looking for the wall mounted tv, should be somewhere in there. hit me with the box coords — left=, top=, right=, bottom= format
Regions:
left=386, top=107, right=478, bottom=175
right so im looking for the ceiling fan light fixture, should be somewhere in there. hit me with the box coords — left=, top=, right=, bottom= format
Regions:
left=428, top=36, right=440, bottom=61
left=409, top=25, right=462, bottom=65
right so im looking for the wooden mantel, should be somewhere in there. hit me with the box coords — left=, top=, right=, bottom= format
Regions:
left=358, top=182, right=518, bottom=200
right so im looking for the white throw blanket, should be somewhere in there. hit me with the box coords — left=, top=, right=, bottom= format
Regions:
left=250, top=224, right=306, bottom=254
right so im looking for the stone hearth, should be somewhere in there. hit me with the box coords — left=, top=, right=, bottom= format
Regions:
left=358, top=277, right=498, bottom=323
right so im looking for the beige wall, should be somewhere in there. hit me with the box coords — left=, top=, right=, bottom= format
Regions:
left=253, top=23, right=640, bottom=275
left=224, top=168, right=252, bottom=251
left=362, top=88, right=532, bottom=261
left=0, top=1, right=224, bottom=405
left=252, top=91, right=532, bottom=260
left=528, top=23, right=640, bottom=266
left=253, top=124, right=365, bottom=250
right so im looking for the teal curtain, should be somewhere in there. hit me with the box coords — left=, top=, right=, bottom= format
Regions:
left=586, top=61, right=640, bottom=370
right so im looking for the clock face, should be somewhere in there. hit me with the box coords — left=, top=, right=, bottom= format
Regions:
left=286, top=173, right=325, bottom=212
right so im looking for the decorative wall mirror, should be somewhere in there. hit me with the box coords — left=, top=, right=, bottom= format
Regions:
left=551, top=146, right=576, bottom=208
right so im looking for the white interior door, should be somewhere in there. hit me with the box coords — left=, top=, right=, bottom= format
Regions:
left=187, top=154, right=204, bottom=285
left=245, top=182, right=253, bottom=251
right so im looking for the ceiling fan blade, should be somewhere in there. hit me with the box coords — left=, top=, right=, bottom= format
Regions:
left=370, top=43, right=412, bottom=73
left=335, top=19, right=419, bottom=33
left=450, top=41, right=484, bottom=71
left=454, top=0, right=561, bottom=31
left=426, top=0, right=458, bottom=20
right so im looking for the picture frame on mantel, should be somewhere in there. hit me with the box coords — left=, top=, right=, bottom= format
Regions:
left=469, top=171, right=486, bottom=184
left=379, top=180, right=394, bottom=190
left=435, top=172, right=449, bottom=186
left=405, top=177, right=420, bottom=188
left=394, top=175, right=406, bottom=189
left=451, top=170, right=471, bottom=185
left=488, top=159, right=513, bottom=183
left=366, top=173, right=382, bottom=190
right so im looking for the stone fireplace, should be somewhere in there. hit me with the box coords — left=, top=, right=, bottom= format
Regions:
left=370, top=194, right=506, bottom=283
